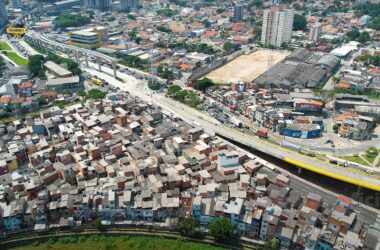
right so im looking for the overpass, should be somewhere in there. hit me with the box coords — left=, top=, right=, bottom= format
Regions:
left=24, top=31, right=119, bottom=77
left=24, top=31, right=380, bottom=194
left=83, top=65, right=380, bottom=195
left=23, top=31, right=166, bottom=85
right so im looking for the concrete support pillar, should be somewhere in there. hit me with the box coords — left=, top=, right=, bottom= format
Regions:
left=75, top=50, right=79, bottom=64
left=297, top=168, right=302, bottom=175
left=85, top=54, right=89, bottom=67
left=98, top=62, right=101, bottom=72
left=112, top=61, right=117, bottom=78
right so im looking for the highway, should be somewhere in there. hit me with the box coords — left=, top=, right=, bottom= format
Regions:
left=84, top=64, right=380, bottom=190
left=83, top=66, right=380, bottom=225
left=19, top=33, right=380, bottom=221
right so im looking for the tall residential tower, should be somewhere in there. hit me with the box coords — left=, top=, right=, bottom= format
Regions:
left=0, top=0, right=7, bottom=30
left=261, top=7, right=294, bottom=48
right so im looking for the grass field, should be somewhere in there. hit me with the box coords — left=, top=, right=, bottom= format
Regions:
left=0, top=41, right=12, bottom=51
left=205, top=49, right=289, bottom=84
left=7, top=235, right=225, bottom=250
left=342, top=155, right=369, bottom=166
left=1, top=51, right=28, bottom=65
left=0, top=40, right=28, bottom=66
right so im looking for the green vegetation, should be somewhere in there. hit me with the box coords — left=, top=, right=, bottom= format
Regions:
left=194, top=78, right=214, bottom=92
left=148, top=81, right=162, bottom=91
left=161, top=41, right=218, bottom=55
left=354, top=2, right=380, bottom=18
left=117, top=53, right=149, bottom=71
left=54, top=14, right=91, bottom=29
left=177, top=217, right=201, bottom=238
left=293, top=14, right=307, bottom=31
left=127, top=14, right=136, bottom=20
left=208, top=217, right=234, bottom=243
left=157, top=64, right=175, bottom=80
left=1, top=51, right=28, bottom=65
left=0, top=41, right=12, bottom=51
left=84, top=89, right=107, bottom=100
left=364, top=147, right=379, bottom=164
left=223, top=41, right=239, bottom=53
left=356, top=53, right=380, bottom=66
left=369, top=16, right=380, bottom=30
left=157, top=8, right=177, bottom=17
left=128, top=28, right=142, bottom=44
left=8, top=235, right=224, bottom=250
left=0, top=41, right=28, bottom=66
left=156, top=25, right=172, bottom=33
left=167, top=85, right=202, bottom=108
left=346, top=28, right=371, bottom=43
left=342, top=155, right=369, bottom=166
left=28, top=54, right=46, bottom=78
left=258, top=239, right=280, bottom=250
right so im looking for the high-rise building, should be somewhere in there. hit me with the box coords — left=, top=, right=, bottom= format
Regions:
left=309, top=22, right=322, bottom=42
left=0, top=0, right=8, bottom=30
left=233, top=4, right=244, bottom=21
left=261, top=7, right=294, bottom=48
left=83, top=0, right=111, bottom=11
left=82, top=0, right=96, bottom=9
left=120, top=0, right=139, bottom=12
left=95, top=0, right=111, bottom=11
left=11, top=0, right=21, bottom=8
left=271, top=0, right=280, bottom=5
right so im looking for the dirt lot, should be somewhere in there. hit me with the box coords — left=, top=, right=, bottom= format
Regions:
left=206, top=49, right=289, bottom=84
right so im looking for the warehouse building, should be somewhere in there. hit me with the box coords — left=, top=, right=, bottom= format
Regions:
left=46, top=76, right=82, bottom=94
left=255, top=49, right=340, bottom=89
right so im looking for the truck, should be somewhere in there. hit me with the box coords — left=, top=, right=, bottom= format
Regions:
left=256, top=128, right=268, bottom=138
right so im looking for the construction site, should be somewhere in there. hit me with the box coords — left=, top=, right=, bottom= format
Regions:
left=205, top=49, right=289, bottom=84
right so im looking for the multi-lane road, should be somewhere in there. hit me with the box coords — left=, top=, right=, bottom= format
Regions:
left=16, top=33, right=380, bottom=223
left=82, top=65, right=380, bottom=225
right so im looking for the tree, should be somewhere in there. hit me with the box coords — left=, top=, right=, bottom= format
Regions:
left=54, top=14, right=91, bottom=29
left=148, top=81, right=161, bottom=91
left=358, top=31, right=371, bottom=43
left=223, top=41, right=235, bottom=53
left=28, top=55, right=45, bottom=77
left=194, top=78, right=214, bottom=92
left=293, top=14, right=307, bottom=31
left=369, top=16, right=380, bottom=30
left=346, top=28, right=360, bottom=41
left=167, top=85, right=182, bottom=97
left=208, top=217, right=234, bottom=242
left=87, top=89, right=106, bottom=100
left=259, top=239, right=280, bottom=250
left=177, top=217, right=200, bottom=237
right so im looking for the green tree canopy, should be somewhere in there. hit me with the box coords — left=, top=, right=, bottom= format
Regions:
left=208, top=217, right=234, bottom=242
left=177, top=217, right=200, bottom=237
left=28, top=54, right=45, bottom=78
left=293, top=14, right=307, bottom=31
left=54, top=14, right=91, bottom=29
left=194, top=78, right=214, bottom=92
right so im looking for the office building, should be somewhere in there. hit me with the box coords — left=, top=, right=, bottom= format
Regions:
left=261, top=7, right=294, bottom=48
left=0, top=0, right=8, bottom=30
left=309, top=22, right=322, bottom=42
left=70, top=30, right=100, bottom=48
left=120, top=0, right=139, bottom=12
left=233, top=4, right=244, bottom=21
